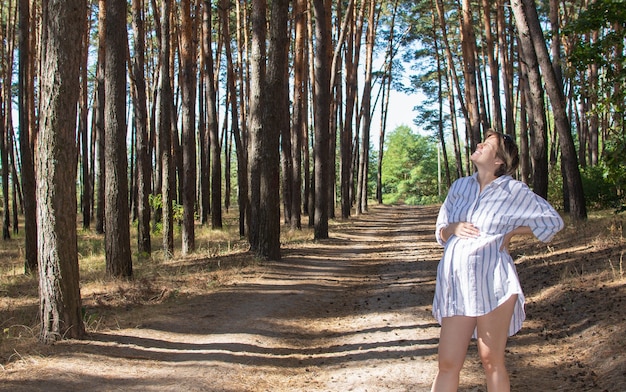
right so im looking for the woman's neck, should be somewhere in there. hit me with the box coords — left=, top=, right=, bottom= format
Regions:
left=476, top=169, right=497, bottom=192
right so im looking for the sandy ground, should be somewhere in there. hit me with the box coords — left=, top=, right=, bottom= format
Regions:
left=1, top=204, right=624, bottom=391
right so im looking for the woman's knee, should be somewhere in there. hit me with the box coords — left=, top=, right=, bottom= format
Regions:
left=478, top=348, right=506, bottom=374
left=437, top=351, right=466, bottom=374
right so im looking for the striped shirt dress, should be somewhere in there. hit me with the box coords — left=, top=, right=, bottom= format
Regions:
left=433, top=173, right=564, bottom=337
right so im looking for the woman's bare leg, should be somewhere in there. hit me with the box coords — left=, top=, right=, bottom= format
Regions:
left=476, top=295, right=518, bottom=392
left=431, top=316, right=476, bottom=392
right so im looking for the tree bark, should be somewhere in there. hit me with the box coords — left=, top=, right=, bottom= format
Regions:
left=248, top=0, right=267, bottom=250
left=341, top=0, right=363, bottom=218
left=203, top=0, right=222, bottom=230
left=497, top=0, right=516, bottom=138
left=312, top=0, right=332, bottom=239
left=18, top=0, right=38, bottom=272
left=159, top=0, right=174, bottom=256
left=517, top=32, right=549, bottom=198
left=376, top=0, right=399, bottom=203
left=431, top=11, right=452, bottom=188
left=434, top=0, right=467, bottom=177
left=105, top=0, right=133, bottom=277
left=512, top=0, right=587, bottom=219
left=481, top=0, right=503, bottom=133
left=356, top=0, right=376, bottom=215
left=460, top=0, right=482, bottom=148
left=222, top=0, right=243, bottom=229
left=519, top=70, right=532, bottom=184
left=180, top=0, right=197, bottom=255
left=259, top=0, right=289, bottom=260
left=234, top=0, right=249, bottom=235
left=94, top=0, right=106, bottom=234
left=1, top=92, right=10, bottom=241
left=79, top=11, right=91, bottom=230
left=37, top=0, right=86, bottom=343
left=290, top=0, right=306, bottom=228
left=131, top=0, right=152, bottom=255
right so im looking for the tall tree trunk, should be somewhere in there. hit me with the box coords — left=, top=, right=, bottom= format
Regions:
left=1, top=94, right=10, bottom=241
left=198, top=57, right=209, bottom=225
left=94, top=0, right=106, bottom=234
left=281, top=72, right=294, bottom=226
left=356, top=0, right=375, bottom=215
left=131, top=0, right=152, bottom=255
left=37, top=0, right=86, bottom=343
left=159, top=0, right=174, bottom=256
left=548, top=0, right=564, bottom=90
left=11, top=143, right=19, bottom=236
left=171, top=18, right=182, bottom=210
left=248, top=0, right=267, bottom=250
left=512, top=0, right=587, bottom=219
left=587, top=41, right=599, bottom=166
left=519, top=74, right=532, bottom=184
left=234, top=0, right=249, bottom=235
left=517, top=33, right=549, bottom=198
left=460, top=0, right=482, bottom=148
left=79, top=11, right=91, bottom=230
left=290, top=0, right=306, bottom=228
left=229, top=1, right=242, bottom=233
left=222, top=0, right=242, bottom=229
left=341, top=0, right=364, bottom=219
left=282, top=5, right=294, bottom=228
left=258, top=0, right=288, bottom=260
left=340, top=2, right=355, bottom=219
left=497, top=0, right=516, bottom=138
left=203, top=0, right=222, bottom=229
left=105, top=0, right=133, bottom=277
left=434, top=0, right=466, bottom=176
left=1, top=1, right=14, bottom=241
left=377, top=0, right=398, bottom=203
left=445, top=66, right=463, bottom=179
left=180, top=0, right=197, bottom=255
left=18, top=0, right=37, bottom=272
left=305, top=5, right=316, bottom=222
left=431, top=11, right=451, bottom=188
left=312, top=0, right=331, bottom=239
left=481, top=0, right=503, bottom=133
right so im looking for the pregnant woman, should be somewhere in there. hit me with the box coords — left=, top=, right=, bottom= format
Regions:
left=430, top=130, right=564, bottom=392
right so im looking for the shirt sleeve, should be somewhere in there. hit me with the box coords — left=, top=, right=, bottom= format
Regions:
left=510, top=181, right=564, bottom=243
left=435, top=180, right=458, bottom=245
left=435, top=205, right=448, bottom=245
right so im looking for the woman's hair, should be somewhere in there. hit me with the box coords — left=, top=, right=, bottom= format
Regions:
left=484, top=129, right=519, bottom=177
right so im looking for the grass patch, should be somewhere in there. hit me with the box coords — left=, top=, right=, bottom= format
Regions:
left=0, top=208, right=328, bottom=364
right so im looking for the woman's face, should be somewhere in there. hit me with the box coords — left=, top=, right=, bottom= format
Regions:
left=470, top=135, right=503, bottom=170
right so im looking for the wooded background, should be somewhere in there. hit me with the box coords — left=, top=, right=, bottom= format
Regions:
left=0, top=0, right=624, bottom=342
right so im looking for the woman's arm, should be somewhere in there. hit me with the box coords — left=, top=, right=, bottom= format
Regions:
left=501, top=226, right=533, bottom=251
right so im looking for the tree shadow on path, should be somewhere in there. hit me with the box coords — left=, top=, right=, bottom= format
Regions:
left=2, top=204, right=445, bottom=391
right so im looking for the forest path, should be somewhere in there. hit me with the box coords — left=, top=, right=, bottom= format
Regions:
left=1, top=205, right=476, bottom=391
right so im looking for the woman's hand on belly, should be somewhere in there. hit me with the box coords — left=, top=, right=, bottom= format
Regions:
left=441, top=222, right=480, bottom=242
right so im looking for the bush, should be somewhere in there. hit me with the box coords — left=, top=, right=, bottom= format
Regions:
left=581, top=164, right=621, bottom=210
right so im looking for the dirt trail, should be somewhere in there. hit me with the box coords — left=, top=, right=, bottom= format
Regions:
left=6, top=204, right=622, bottom=391
left=2, top=205, right=454, bottom=391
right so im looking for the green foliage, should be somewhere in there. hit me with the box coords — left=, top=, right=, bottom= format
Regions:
left=548, top=159, right=623, bottom=212
left=580, top=164, right=621, bottom=210
left=381, top=125, right=441, bottom=205
left=148, top=194, right=184, bottom=234
left=547, top=165, right=565, bottom=211
left=565, top=0, right=626, bottom=99
left=148, top=193, right=163, bottom=211
left=565, top=0, right=626, bottom=66
left=603, top=135, right=626, bottom=212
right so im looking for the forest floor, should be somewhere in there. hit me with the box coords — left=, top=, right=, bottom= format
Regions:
left=0, top=204, right=625, bottom=391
